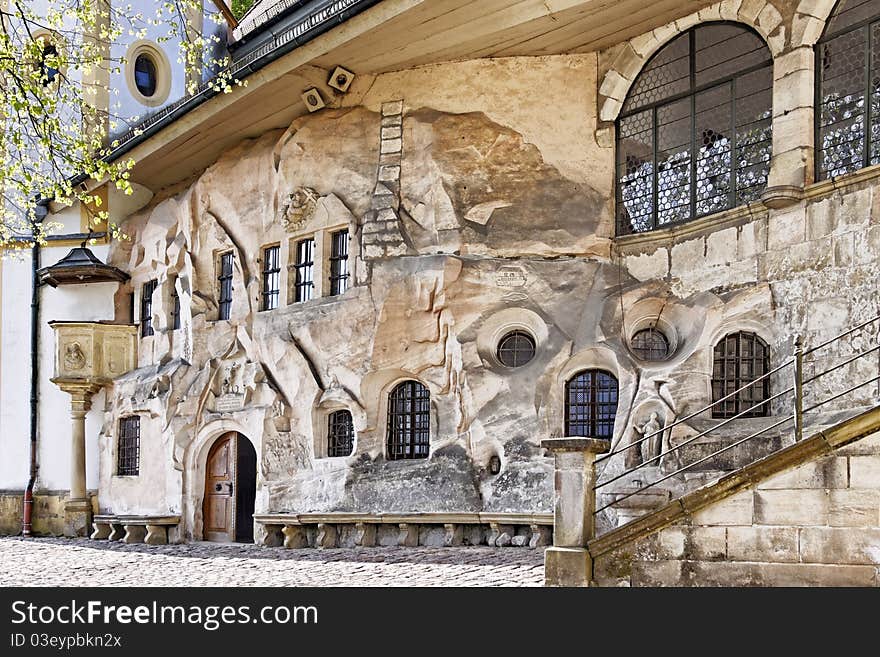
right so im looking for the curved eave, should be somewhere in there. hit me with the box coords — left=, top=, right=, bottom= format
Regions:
left=39, top=265, right=130, bottom=288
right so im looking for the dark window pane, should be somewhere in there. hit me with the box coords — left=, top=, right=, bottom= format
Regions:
left=327, top=410, right=354, bottom=457
left=631, top=328, right=670, bottom=360
left=711, top=331, right=771, bottom=418
left=386, top=381, right=430, bottom=460
left=329, top=230, right=350, bottom=296
left=261, top=245, right=280, bottom=311
left=170, top=277, right=181, bottom=330
left=293, top=238, right=315, bottom=303
left=218, top=252, right=234, bottom=320
left=140, top=280, right=157, bottom=337
left=497, top=330, right=536, bottom=367
left=134, top=53, right=157, bottom=97
left=564, top=370, right=618, bottom=439
left=117, top=416, right=140, bottom=476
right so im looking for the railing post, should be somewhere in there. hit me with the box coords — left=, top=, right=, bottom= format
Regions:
left=540, top=437, right=610, bottom=587
left=794, top=334, right=804, bottom=442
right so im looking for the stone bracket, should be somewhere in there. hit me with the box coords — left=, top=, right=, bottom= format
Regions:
left=282, top=524, right=309, bottom=549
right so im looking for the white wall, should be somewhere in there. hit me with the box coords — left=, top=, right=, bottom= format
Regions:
left=0, top=241, right=118, bottom=493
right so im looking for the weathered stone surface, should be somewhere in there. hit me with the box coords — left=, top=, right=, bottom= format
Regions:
left=692, top=491, right=754, bottom=526
left=754, top=489, right=829, bottom=526
left=799, top=527, right=880, bottom=565
left=726, top=527, right=799, bottom=563
left=756, top=457, right=847, bottom=489
left=828, top=490, right=880, bottom=527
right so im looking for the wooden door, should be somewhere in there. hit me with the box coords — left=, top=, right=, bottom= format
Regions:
left=203, top=433, right=236, bottom=542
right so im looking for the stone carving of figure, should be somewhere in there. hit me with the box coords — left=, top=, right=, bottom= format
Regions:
left=633, top=412, right=664, bottom=467
left=64, top=342, right=86, bottom=371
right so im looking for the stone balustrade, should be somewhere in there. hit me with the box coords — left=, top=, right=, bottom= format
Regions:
left=253, top=512, right=553, bottom=549
left=91, top=515, right=181, bottom=545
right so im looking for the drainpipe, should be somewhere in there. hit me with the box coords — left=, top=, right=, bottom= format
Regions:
left=23, top=200, right=48, bottom=537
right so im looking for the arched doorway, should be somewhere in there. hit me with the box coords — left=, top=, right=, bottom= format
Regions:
left=202, top=432, right=257, bottom=543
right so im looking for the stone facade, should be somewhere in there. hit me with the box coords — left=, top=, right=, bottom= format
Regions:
left=2, top=1, right=879, bottom=570
left=593, top=427, right=880, bottom=586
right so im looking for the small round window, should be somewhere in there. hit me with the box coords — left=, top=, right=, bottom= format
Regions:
left=134, top=53, right=158, bottom=97
left=630, top=328, right=670, bottom=361
left=497, top=330, right=536, bottom=368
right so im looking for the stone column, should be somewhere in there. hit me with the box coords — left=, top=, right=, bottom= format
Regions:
left=541, top=437, right=610, bottom=587
left=55, top=382, right=100, bottom=537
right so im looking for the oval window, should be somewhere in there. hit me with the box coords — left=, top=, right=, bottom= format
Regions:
left=630, top=328, right=670, bottom=361
left=134, top=53, right=158, bottom=97
left=496, top=330, right=536, bottom=368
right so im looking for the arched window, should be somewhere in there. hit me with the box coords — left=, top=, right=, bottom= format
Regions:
left=327, top=409, right=354, bottom=457
left=616, top=24, right=773, bottom=235
left=816, top=0, right=880, bottom=179
left=711, top=331, right=771, bottom=418
left=40, top=41, right=59, bottom=85
left=387, top=381, right=430, bottom=460
left=565, top=370, right=619, bottom=439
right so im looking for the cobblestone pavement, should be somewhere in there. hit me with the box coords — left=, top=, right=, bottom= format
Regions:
left=0, top=537, right=545, bottom=587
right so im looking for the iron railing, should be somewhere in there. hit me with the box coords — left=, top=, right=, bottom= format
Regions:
left=593, top=314, right=880, bottom=521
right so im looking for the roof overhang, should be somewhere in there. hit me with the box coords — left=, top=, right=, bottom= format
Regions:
left=123, top=0, right=718, bottom=192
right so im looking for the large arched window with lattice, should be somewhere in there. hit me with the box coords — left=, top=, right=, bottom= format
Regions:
left=564, top=370, right=619, bottom=439
left=816, top=0, right=880, bottom=179
left=386, top=380, right=430, bottom=460
left=711, top=331, right=771, bottom=418
left=616, top=23, right=773, bottom=235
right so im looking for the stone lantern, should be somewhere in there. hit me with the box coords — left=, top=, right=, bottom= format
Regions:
left=38, top=246, right=137, bottom=537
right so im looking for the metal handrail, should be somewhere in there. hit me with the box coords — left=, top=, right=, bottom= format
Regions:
left=593, top=313, right=880, bottom=520
left=595, top=358, right=792, bottom=464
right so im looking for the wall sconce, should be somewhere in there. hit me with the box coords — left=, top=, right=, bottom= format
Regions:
left=488, top=455, right=501, bottom=475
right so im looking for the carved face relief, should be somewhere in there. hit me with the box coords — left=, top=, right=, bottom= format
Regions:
left=281, top=187, right=319, bottom=232
left=64, top=342, right=86, bottom=371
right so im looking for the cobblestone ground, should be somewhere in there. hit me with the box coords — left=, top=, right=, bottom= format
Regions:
left=0, top=537, right=545, bottom=586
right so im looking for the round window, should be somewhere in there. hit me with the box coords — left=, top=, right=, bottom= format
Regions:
left=630, top=328, right=670, bottom=361
left=134, top=53, right=158, bottom=98
left=496, top=330, right=536, bottom=368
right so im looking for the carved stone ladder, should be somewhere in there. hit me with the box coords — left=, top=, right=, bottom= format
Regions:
left=541, top=437, right=610, bottom=587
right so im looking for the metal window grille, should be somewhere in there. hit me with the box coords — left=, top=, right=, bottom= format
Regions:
left=631, top=328, right=670, bottom=360
left=565, top=370, right=619, bottom=440
left=711, top=331, right=771, bottom=418
left=327, top=409, right=354, bottom=457
left=617, top=24, right=773, bottom=235
left=140, top=280, right=157, bottom=337
left=261, top=245, right=281, bottom=311
left=386, top=380, right=430, bottom=460
left=329, top=230, right=350, bottom=296
left=117, top=416, right=140, bottom=476
left=218, top=252, right=234, bottom=320
left=496, top=330, right=536, bottom=367
left=293, top=238, right=315, bottom=303
left=816, top=0, right=880, bottom=180
left=170, top=277, right=181, bottom=330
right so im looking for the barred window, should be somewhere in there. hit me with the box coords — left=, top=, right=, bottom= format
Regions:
left=816, top=0, right=880, bottom=179
left=170, top=276, right=181, bottom=330
left=293, top=238, right=315, bottom=303
left=387, top=380, right=430, bottom=460
left=617, top=24, right=773, bottom=235
left=565, top=370, right=618, bottom=440
left=140, top=280, right=157, bottom=337
left=496, top=330, right=536, bottom=367
left=329, top=230, right=350, bottom=296
left=711, top=331, right=771, bottom=418
left=327, top=409, right=354, bottom=457
left=631, top=328, right=670, bottom=361
left=261, top=245, right=281, bottom=311
left=218, top=251, right=234, bottom=320
left=117, top=416, right=140, bottom=476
